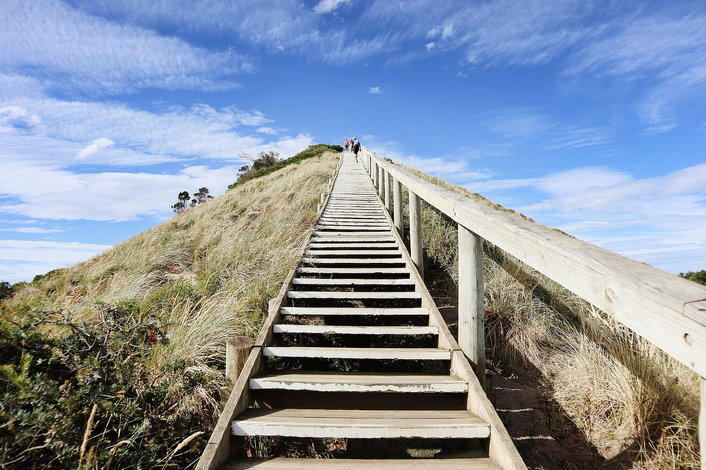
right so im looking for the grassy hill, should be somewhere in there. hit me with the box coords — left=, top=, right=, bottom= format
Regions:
left=0, top=147, right=340, bottom=468
left=0, top=146, right=699, bottom=469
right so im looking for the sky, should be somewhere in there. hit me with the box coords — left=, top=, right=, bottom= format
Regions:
left=1, top=0, right=705, bottom=283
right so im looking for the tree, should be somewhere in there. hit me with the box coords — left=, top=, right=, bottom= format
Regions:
left=171, top=191, right=190, bottom=213
left=0, top=281, right=12, bottom=300
left=236, top=151, right=281, bottom=183
left=679, top=270, right=706, bottom=286
left=171, top=188, right=213, bottom=213
left=192, top=187, right=213, bottom=205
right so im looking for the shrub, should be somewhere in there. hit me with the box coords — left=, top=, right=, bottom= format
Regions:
left=0, top=303, right=215, bottom=468
left=229, top=144, right=342, bottom=189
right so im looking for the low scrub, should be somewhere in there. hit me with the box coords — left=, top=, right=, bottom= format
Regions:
left=229, top=144, right=342, bottom=189
left=0, top=150, right=340, bottom=468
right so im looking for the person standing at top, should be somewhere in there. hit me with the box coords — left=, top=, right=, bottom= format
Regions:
left=344, top=139, right=349, bottom=151
left=352, top=137, right=360, bottom=162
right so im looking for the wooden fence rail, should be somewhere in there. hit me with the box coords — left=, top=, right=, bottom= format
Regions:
left=360, top=147, right=706, bottom=467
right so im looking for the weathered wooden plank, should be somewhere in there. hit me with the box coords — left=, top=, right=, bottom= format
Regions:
left=250, top=373, right=466, bottom=393
left=297, top=267, right=409, bottom=274
left=263, top=346, right=451, bottom=360
left=291, top=278, right=413, bottom=286
left=301, top=257, right=405, bottom=265
left=272, top=324, right=437, bottom=335
left=287, top=291, right=421, bottom=300
left=280, top=307, right=429, bottom=316
left=304, top=250, right=402, bottom=256
left=222, top=457, right=502, bottom=470
left=232, top=408, right=489, bottom=439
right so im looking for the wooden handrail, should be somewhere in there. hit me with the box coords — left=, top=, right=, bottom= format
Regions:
left=360, top=147, right=706, bottom=378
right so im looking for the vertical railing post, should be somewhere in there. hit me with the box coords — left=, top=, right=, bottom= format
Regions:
left=375, top=165, right=382, bottom=194
left=409, top=190, right=423, bottom=278
left=393, top=178, right=404, bottom=237
left=699, top=377, right=706, bottom=470
left=384, top=170, right=391, bottom=211
left=458, top=225, right=485, bottom=387
left=225, top=336, right=254, bottom=385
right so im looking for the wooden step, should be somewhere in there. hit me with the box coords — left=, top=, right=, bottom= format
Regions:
left=305, top=250, right=402, bottom=256
left=298, top=267, right=409, bottom=275
left=310, top=237, right=396, bottom=243
left=263, top=347, right=451, bottom=360
left=287, top=291, right=421, bottom=300
left=316, top=226, right=390, bottom=230
left=312, top=231, right=391, bottom=237
left=280, top=307, right=429, bottom=316
left=223, top=458, right=501, bottom=470
left=292, top=278, right=414, bottom=286
left=232, top=408, right=489, bottom=439
left=301, top=258, right=405, bottom=265
left=307, top=242, right=398, bottom=249
left=272, top=324, right=437, bottom=335
left=250, top=373, right=467, bottom=393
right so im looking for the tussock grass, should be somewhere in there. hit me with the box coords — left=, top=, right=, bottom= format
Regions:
left=1, top=150, right=340, bottom=467
left=398, top=163, right=700, bottom=468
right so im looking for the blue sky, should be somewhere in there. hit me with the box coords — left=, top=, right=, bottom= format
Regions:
left=1, top=0, right=705, bottom=283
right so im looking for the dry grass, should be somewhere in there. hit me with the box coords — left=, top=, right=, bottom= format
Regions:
left=397, top=162, right=701, bottom=468
left=4, top=150, right=340, bottom=427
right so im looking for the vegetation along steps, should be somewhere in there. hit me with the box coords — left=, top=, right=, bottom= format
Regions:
left=198, top=152, right=526, bottom=469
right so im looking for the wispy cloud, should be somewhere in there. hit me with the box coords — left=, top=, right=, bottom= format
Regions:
left=0, top=227, right=64, bottom=234
left=75, top=137, right=114, bottom=160
left=0, top=240, right=112, bottom=283
left=1, top=97, right=306, bottom=166
left=0, top=0, right=252, bottom=95
left=0, top=161, right=237, bottom=221
left=314, top=0, right=350, bottom=14
left=473, top=164, right=706, bottom=272
left=480, top=108, right=612, bottom=151
left=368, top=86, right=382, bottom=94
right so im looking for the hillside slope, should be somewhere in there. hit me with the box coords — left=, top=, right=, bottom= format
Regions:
left=0, top=149, right=340, bottom=468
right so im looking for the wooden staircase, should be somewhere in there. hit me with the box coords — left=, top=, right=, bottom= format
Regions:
left=198, top=153, right=525, bottom=470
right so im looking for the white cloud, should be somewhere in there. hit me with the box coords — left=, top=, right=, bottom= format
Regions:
left=0, top=160, right=238, bottom=221
left=480, top=108, right=612, bottom=150
left=256, top=127, right=278, bottom=135
left=314, top=0, right=350, bottom=14
left=0, top=97, right=300, bottom=166
left=368, top=86, right=382, bottom=94
left=0, top=227, right=64, bottom=234
left=0, top=240, right=113, bottom=283
left=0, top=0, right=251, bottom=95
left=75, top=137, right=114, bottom=160
left=0, top=106, right=41, bottom=131
left=0, top=240, right=111, bottom=264
left=473, top=164, right=706, bottom=273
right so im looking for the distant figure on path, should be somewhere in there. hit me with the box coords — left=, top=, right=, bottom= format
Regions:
left=344, top=139, right=349, bottom=151
left=352, top=138, right=360, bottom=162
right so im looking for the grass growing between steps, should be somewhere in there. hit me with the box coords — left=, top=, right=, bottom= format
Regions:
left=394, top=166, right=701, bottom=468
left=0, top=151, right=340, bottom=469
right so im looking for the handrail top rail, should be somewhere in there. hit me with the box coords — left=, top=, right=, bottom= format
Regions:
left=362, top=147, right=706, bottom=378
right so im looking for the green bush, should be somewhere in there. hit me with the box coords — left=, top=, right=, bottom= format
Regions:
left=229, top=144, right=342, bottom=189
left=0, top=302, right=214, bottom=468
left=679, top=270, right=706, bottom=286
